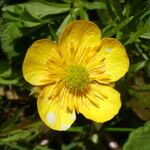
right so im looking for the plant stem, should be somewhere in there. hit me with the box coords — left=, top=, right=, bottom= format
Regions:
left=105, top=127, right=135, bottom=132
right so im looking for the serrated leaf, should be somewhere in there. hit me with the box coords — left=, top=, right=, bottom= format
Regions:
left=123, top=121, right=150, bottom=150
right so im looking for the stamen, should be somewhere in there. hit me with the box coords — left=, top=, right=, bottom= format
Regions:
left=64, top=65, right=89, bottom=91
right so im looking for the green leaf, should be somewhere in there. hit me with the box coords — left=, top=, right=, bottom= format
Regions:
left=127, top=89, right=150, bottom=121
left=79, top=8, right=89, bottom=20
left=111, top=0, right=124, bottom=20
left=145, top=61, right=150, bottom=78
left=0, top=77, right=19, bottom=85
left=0, top=108, right=25, bottom=132
left=2, top=5, right=43, bottom=28
left=2, top=2, right=70, bottom=19
left=140, top=19, right=150, bottom=39
left=56, top=14, right=73, bottom=36
left=0, top=143, right=27, bottom=150
left=1, top=2, right=70, bottom=59
left=105, top=0, right=116, bottom=20
left=61, top=143, right=80, bottom=150
left=67, top=126, right=84, bottom=133
left=0, top=130, right=31, bottom=143
left=33, top=145, right=51, bottom=150
left=0, top=120, right=42, bottom=144
left=0, top=60, right=12, bottom=78
left=81, top=1, right=106, bottom=10
left=1, top=22, right=23, bottom=58
left=56, top=8, right=80, bottom=36
left=128, top=60, right=147, bottom=77
left=103, top=16, right=134, bottom=37
left=123, top=121, right=150, bottom=150
left=125, top=23, right=149, bottom=44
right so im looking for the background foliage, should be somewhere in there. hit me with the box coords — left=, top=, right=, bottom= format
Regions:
left=0, top=0, right=150, bottom=149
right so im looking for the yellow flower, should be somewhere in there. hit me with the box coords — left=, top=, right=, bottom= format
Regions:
left=23, top=20, right=129, bottom=131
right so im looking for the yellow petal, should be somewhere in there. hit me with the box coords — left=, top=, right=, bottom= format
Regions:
left=23, top=39, right=61, bottom=85
left=58, top=20, right=101, bottom=65
left=37, top=85, right=76, bottom=131
left=101, top=38, right=129, bottom=81
left=88, top=38, right=129, bottom=82
left=78, top=83, right=121, bottom=122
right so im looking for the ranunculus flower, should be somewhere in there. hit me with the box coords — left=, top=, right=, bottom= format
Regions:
left=23, top=20, right=129, bottom=131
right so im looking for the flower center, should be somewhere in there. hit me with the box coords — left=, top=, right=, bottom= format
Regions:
left=64, top=65, right=89, bottom=91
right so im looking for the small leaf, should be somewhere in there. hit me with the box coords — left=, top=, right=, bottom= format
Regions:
left=127, top=99, right=150, bottom=121
left=0, top=61, right=12, bottom=78
left=1, top=22, right=22, bottom=58
left=0, top=77, right=19, bottom=85
left=140, top=22, right=150, bottom=39
left=62, top=142, right=80, bottom=150
left=128, top=60, right=147, bottom=77
left=111, top=0, right=124, bottom=20
left=56, top=8, right=80, bottom=36
left=103, top=16, right=133, bottom=37
left=81, top=1, right=106, bottom=10
left=123, top=121, right=150, bottom=150
left=67, top=126, right=84, bottom=133
left=33, top=145, right=51, bottom=150
left=56, top=14, right=73, bottom=36
left=79, top=8, right=89, bottom=20
left=125, top=23, right=149, bottom=44
left=127, top=83, right=150, bottom=121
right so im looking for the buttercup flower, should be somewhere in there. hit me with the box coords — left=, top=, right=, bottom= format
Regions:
left=23, top=20, right=129, bottom=131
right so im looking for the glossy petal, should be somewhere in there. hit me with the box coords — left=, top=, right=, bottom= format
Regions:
left=88, top=38, right=129, bottom=82
left=37, top=85, right=76, bottom=131
left=102, top=38, right=129, bottom=81
left=78, top=83, right=121, bottom=122
left=58, top=20, right=101, bottom=65
left=23, top=39, right=62, bottom=85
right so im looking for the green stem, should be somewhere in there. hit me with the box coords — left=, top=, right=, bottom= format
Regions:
left=105, top=127, right=135, bottom=132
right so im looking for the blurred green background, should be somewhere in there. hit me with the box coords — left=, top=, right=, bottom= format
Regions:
left=0, top=0, right=150, bottom=150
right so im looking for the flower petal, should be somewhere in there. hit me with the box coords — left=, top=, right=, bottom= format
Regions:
left=23, top=39, right=62, bottom=85
left=101, top=38, right=129, bottom=81
left=58, top=20, right=101, bottom=65
left=87, top=38, right=129, bottom=82
left=37, top=85, right=76, bottom=131
left=78, top=83, right=121, bottom=122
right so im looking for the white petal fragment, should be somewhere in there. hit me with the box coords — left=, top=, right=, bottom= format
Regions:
left=105, top=48, right=112, bottom=52
left=61, top=124, right=71, bottom=131
left=46, top=112, right=56, bottom=125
